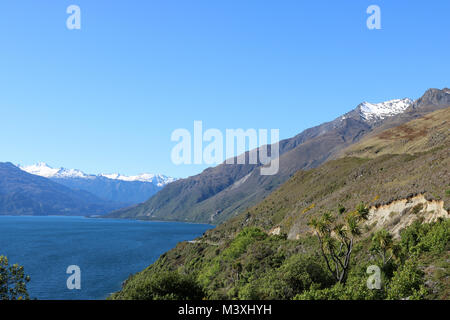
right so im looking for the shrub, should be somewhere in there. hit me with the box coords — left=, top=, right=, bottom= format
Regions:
left=386, top=260, right=427, bottom=300
left=295, top=277, right=385, bottom=300
left=400, top=219, right=449, bottom=256
left=110, top=271, right=204, bottom=300
left=222, top=227, right=267, bottom=261
left=249, top=254, right=332, bottom=299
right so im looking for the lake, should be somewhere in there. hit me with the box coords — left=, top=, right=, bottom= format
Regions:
left=0, top=216, right=213, bottom=300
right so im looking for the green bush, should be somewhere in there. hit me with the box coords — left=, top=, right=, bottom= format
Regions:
left=109, top=271, right=204, bottom=300
left=222, top=227, right=267, bottom=261
left=400, top=219, right=449, bottom=255
left=295, top=281, right=383, bottom=300
left=386, top=260, right=427, bottom=300
left=295, top=265, right=387, bottom=300
left=197, top=227, right=267, bottom=290
left=419, top=219, right=449, bottom=253
left=238, top=254, right=332, bottom=300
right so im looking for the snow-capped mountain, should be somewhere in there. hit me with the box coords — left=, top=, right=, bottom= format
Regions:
left=338, top=97, right=414, bottom=126
left=100, top=173, right=176, bottom=187
left=358, top=98, right=413, bottom=121
left=0, top=162, right=122, bottom=216
left=19, top=163, right=177, bottom=205
left=20, top=162, right=90, bottom=179
left=20, top=162, right=175, bottom=186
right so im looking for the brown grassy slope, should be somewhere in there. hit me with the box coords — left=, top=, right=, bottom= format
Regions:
left=206, top=107, right=450, bottom=242
left=340, top=107, right=450, bottom=158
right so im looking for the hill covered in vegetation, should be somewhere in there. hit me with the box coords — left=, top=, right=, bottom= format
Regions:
left=110, top=107, right=450, bottom=300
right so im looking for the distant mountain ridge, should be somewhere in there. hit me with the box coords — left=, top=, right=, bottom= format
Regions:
left=19, top=163, right=177, bottom=205
left=20, top=162, right=175, bottom=185
left=99, top=173, right=176, bottom=187
left=107, top=88, right=450, bottom=224
left=0, top=162, right=121, bottom=216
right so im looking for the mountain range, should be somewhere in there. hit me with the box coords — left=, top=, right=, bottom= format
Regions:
left=0, top=162, right=176, bottom=216
left=0, top=162, right=120, bottom=216
left=19, top=162, right=176, bottom=205
left=107, top=88, right=450, bottom=224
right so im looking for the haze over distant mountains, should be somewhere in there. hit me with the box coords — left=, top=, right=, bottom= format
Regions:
left=0, top=162, right=177, bottom=216
left=20, top=162, right=176, bottom=185
left=107, top=88, right=450, bottom=224
left=0, top=162, right=120, bottom=216
left=19, top=162, right=176, bottom=205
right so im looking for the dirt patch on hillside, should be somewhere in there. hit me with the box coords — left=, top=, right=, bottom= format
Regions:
left=365, top=194, right=449, bottom=238
left=377, top=123, right=427, bottom=141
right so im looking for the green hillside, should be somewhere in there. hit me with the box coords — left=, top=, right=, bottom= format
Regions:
left=110, top=107, right=450, bottom=300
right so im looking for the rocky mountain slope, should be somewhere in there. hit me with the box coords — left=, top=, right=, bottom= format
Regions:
left=107, top=88, right=449, bottom=224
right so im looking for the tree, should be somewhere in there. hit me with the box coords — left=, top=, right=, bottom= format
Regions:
left=308, top=203, right=369, bottom=284
left=0, top=255, right=30, bottom=300
left=370, top=229, right=397, bottom=267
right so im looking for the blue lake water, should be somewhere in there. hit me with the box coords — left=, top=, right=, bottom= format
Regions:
left=0, top=216, right=213, bottom=300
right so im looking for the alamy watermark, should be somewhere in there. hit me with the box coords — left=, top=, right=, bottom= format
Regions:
left=171, top=121, right=280, bottom=175
left=66, top=5, right=81, bottom=30
left=66, top=265, right=81, bottom=290
left=366, top=5, right=381, bottom=30
left=366, top=265, right=382, bottom=289
left=65, top=5, right=381, bottom=31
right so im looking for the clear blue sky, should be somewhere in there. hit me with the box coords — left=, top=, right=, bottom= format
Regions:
left=0, top=0, right=448, bottom=178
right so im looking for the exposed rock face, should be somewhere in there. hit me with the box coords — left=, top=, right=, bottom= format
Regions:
left=365, top=194, right=449, bottom=238
left=410, top=88, right=450, bottom=112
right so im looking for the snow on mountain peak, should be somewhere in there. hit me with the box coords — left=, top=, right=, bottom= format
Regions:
left=20, top=163, right=89, bottom=179
left=19, top=163, right=176, bottom=187
left=359, top=98, right=413, bottom=121
left=20, top=162, right=60, bottom=178
left=99, top=173, right=176, bottom=186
